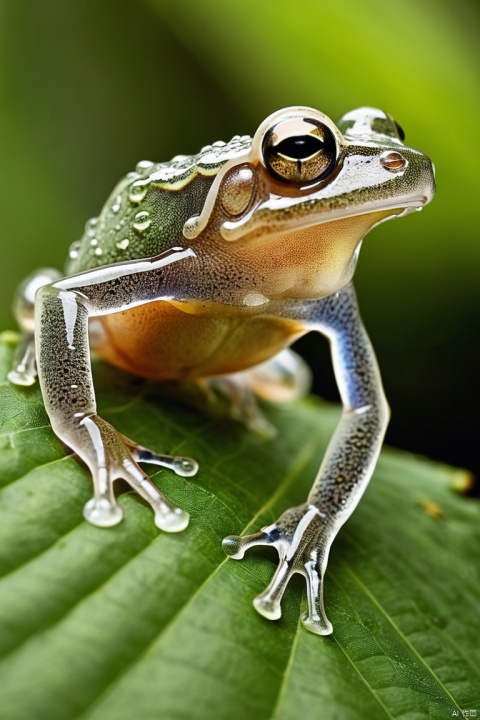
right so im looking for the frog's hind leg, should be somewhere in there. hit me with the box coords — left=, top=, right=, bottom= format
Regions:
left=199, top=349, right=312, bottom=438
left=242, top=348, right=312, bottom=403
left=8, top=268, right=62, bottom=386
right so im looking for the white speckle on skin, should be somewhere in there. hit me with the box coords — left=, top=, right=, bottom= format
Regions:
left=116, top=239, right=130, bottom=250
left=111, top=195, right=122, bottom=214
left=243, top=292, right=269, bottom=307
left=136, top=160, right=154, bottom=173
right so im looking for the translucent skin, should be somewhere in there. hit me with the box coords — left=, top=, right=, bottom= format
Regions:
left=9, top=106, right=435, bottom=635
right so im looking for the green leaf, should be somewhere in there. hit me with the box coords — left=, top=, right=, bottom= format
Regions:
left=0, top=332, right=478, bottom=720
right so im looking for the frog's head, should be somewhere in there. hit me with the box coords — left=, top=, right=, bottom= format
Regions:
left=183, top=106, right=435, bottom=249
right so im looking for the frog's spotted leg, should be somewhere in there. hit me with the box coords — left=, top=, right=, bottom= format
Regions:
left=33, top=247, right=198, bottom=531
left=223, top=283, right=390, bottom=635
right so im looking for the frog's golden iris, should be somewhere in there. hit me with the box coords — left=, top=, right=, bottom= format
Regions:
left=262, top=116, right=337, bottom=183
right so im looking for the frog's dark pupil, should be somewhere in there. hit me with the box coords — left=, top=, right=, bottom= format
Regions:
left=276, top=135, right=324, bottom=160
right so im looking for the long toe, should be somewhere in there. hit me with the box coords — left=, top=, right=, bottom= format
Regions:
left=155, top=506, right=190, bottom=533
left=301, top=611, right=333, bottom=636
left=83, top=498, right=124, bottom=527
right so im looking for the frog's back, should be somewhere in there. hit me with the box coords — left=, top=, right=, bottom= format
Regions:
left=65, top=135, right=252, bottom=274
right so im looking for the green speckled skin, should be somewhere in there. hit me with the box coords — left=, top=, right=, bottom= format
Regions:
left=9, top=106, right=435, bottom=636
left=66, top=137, right=252, bottom=273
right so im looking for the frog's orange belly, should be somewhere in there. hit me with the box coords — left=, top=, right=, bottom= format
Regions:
left=95, top=300, right=304, bottom=380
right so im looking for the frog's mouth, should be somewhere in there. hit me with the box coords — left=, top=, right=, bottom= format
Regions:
left=219, top=193, right=430, bottom=244
left=219, top=145, right=435, bottom=243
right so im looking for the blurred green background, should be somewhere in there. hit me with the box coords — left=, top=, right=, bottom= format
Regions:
left=1, top=0, right=478, bottom=479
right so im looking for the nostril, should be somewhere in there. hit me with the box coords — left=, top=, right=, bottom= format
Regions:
left=380, top=150, right=407, bottom=172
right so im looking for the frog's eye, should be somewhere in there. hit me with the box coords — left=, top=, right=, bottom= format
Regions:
left=262, top=117, right=337, bottom=184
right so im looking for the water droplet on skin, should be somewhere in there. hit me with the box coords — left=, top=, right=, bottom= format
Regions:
left=111, top=195, right=122, bottom=214
left=133, top=210, right=151, bottom=233
left=129, top=180, right=149, bottom=204
left=94, top=247, right=103, bottom=256
left=85, top=217, right=98, bottom=233
left=135, top=160, right=154, bottom=173
left=243, top=292, right=269, bottom=307
left=116, top=239, right=129, bottom=250
left=69, top=241, right=81, bottom=259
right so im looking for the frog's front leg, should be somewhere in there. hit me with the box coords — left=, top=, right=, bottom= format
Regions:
left=36, top=247, right=198, bottom=531
left=223, top=283, right=390, bottom=635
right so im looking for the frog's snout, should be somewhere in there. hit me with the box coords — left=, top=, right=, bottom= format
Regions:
left=410, top=151, right=436, bottom=208
left=424, top=157, right=436, bottom=205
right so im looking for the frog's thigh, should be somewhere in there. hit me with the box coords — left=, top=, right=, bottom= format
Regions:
left=200, top=349, right=311, bottom=438
left=12, top=267, right=63, bottom=332
left=237, top=348, right=312, bottom=402
left=8, top=267, right=62, bottom=386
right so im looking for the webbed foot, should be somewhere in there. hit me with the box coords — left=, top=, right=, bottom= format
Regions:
left=75, top=415, right=198, bottom=532
left=223, top=503, right=334, bottom=635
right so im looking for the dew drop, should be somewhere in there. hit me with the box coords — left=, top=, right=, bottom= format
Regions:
left=85, top=217, right=98, bottom=233
left=129, top=180, right=149, bottom=204
left=135, top=159, right=154, bottom=174
left=133, top=210, right=151, bottom=233
left=116, top=238, right=129, bottom=250
left=111, top=195, right=122, bottom=214
left=243, top=292, right=269, bottom=307
left=69, top=241, right=81, bottom=260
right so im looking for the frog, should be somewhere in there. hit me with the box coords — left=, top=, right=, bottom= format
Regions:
left=8, top=106, right=435, bottom=635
